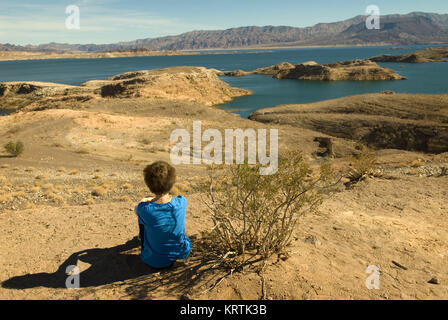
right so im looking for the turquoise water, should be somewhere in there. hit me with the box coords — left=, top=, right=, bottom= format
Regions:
left=220, top=62, right=448, bottom=117
left=0, top=45, right=447, bottom=118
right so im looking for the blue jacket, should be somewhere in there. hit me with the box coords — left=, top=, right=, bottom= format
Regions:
left=136, top=196, right=192, bottom=268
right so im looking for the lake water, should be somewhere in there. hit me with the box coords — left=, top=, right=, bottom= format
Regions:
left=0, top=45, right=447, bottom=118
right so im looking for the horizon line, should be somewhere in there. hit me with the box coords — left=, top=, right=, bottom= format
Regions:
left=2, top=10, right=447, bottom=47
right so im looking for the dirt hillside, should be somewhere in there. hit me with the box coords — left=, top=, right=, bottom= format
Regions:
left=0, top=69, right=447, bottom=300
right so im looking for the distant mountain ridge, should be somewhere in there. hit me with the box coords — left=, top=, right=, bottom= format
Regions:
left=1, top=12, right=448, bottom=52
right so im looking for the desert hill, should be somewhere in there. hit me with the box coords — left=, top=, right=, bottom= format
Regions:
left=220, top=60, right=406, bottom=81
left=370, top=46, right=448, bottom=63
left=249, top=93, right=448, bottom=153
left=0, top=66, right=447, bottom=300
left=272, top=60, right=406, bottom=80
left=2, top=12, right=448, bottom=52
left=0, top=67, right=251, bottom=112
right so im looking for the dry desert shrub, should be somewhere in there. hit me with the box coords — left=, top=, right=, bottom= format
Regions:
left=121, top=183, right=133, bottom=190
left=0, top=194, right=12, bottom=204
left=48, top=193, right=64, bottom=203
left=176, top=182, right=192, bottom=194
left=4, top=141, right=24, bottom=157
left=347, top=144, right=377, bottom=183
left=199, top=150, right=335, bottom=267
left=170, top=185, right=180, bottom=196
left=92, top=186, right=108, bottom=197
left=71, top=186, right=84, bottom=195
left=1, top=164, right=10, bottom=169
left=140, top=137, right=151, bottom=145
left=69, top=170, right=79, bottom=175
left=0, top=176, right=11, bottom=188
left=0, top=175, right=7, bottom=185
left=84, top=198, right=95, bottom=205
left=25, top=167, right=35, bottom=172
left=30, top=186, right=40, bottom=193
left=57, top=167, right=66, bottom=173
left=410, top=159, right=425, bottom=168
left=119, top=195, right=132, bottom=202
left=13, top=191, right=27, bottom=199
left=101, top=181, right=115, bottom=189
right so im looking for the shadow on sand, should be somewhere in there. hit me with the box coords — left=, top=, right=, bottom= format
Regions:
left=2, top=236, right=225, bottom=298
left=2, top=237, right=154, bottom=289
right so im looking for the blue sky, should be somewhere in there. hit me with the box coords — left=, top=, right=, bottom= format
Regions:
left=1, top=0, right=447, bottom=45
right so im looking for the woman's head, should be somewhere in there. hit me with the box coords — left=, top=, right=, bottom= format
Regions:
left=143, top=161, right=176, bottom=195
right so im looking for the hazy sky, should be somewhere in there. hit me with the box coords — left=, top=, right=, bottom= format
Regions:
left=1, top=0, right=447, bottom=45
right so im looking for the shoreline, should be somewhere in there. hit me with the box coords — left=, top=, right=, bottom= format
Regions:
left=1, top=42, right=444, bottom=62
left=187, top=43, right=399, bottom=51
left=0, top=49, right=275, bottom=62
left=205, top=42, right=447, bottom=50
left=0, top=50, right=199, bottom=62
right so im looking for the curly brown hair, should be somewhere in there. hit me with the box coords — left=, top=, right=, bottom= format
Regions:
left=143, top=161, right=176, bottom=195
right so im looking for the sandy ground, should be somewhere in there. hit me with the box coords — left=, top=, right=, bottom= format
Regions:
left=0, top=94, right=447, bottom=300
left=1, top=173, right=446, bottom=300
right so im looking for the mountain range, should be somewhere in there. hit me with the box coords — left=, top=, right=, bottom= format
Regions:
left=1, top=12, right=448, bottom=52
